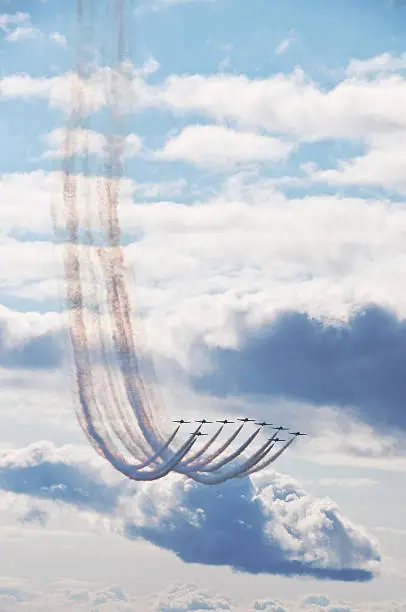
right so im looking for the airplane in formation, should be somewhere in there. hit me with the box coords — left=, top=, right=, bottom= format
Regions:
left=173, top=418, right=308, bottom=439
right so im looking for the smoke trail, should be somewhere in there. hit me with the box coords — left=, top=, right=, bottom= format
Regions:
left=186, top=423, right=246, bottom=470
left=60, top=0, right=300, bottom=485
left=241, top=437, right=297, bottom=477
left=180, top=425, right=224, bottom=467
left=200, top=427, right=262, bottom=473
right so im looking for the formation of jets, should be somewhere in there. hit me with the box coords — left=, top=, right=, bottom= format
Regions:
left=173, top=418, right=308, bottom=438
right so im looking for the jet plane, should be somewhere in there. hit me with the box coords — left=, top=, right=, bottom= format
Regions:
left=272, top=426, right=290, bottom=431
left=290, top=431, right=307, bottom=436
left=216, top=419, right=234, bottom=424
left=256, top=421, right=273, bottom=427
left=237, top=417, right=256, bottom=423
left=270, top=437, right=285, bottom=442
left=191, top=431, right=208, bottom=436
left=173, top=419, right=191, bottom=424
left=195, top=419, right=213, bottom=424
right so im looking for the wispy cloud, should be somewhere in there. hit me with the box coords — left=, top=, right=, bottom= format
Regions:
left=317, top=477, right=379, bottom=488
left=347, top=52, right=406, bottom=76
left=0, top=12, right=39, bottom=43
left=275, top=31, right=296, bottom=56
left=49, top=32, right=67, bottom=48
left=376, top=526, right=406, bottom=537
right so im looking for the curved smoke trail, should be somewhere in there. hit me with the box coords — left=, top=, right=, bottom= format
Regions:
left=61, top=0, right=298, bottom=484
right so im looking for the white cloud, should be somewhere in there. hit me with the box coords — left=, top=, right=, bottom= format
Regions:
left=0, top=12, right=30, bottom=30
left=40, top=128, right=142, bottom=161
left=4, top=58, right=406, bottom=145
left=0, top=68, right=149, bottom=115
left=4, top=55, right=406, bottom=152
left=41, top=128, right=107, bottom=160
left=5, top=26, right=39, bottom=42
left=275, top=32, right=295, bottom=56
left=311, top=131, right=406, bottom=194
left=141, top=57, right=160, bottom=75
left=49, top=32, right=67, bottom=48
left=4, top=169, right=406, bottom=366
left=0, top=579, right=403, bottom=612
left=292, top=413, right=406, bottom=473
left=153, top=69, right=406, bottom=142
left=347, top=52, right=406, bottom=76
left=156, top=125, right=294, bottom=168
left=376, top=526, right=406, bottom=537
left=0, top=12, right=39, bottom=43
left=0, top=440, right=380, bottom=580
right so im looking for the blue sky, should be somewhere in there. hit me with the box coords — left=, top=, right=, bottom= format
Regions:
left=1, top=0, right=406, bottom=610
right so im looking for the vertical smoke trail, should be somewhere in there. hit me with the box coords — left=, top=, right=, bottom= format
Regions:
left=60, top=0, right=299, bottom=484
left=66, top=0, right=183, bottom=470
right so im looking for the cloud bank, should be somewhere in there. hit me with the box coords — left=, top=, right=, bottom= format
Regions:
left=193, top=305, right=406, bottom=432
left=0, top=441, right=380, bottom=582
left=0, top=580, right=402, bottom=611
left=0, top=307, right=63, bottom=370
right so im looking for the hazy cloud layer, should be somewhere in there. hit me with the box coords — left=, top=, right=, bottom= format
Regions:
left=0, top=441, right=380, bottom=581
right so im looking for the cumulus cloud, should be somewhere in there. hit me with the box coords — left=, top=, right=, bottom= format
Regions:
left=0, top=306, right=63, bottom=370
left=346, top=52, right=406, bottom=76
left=0, top=68, right=148, bottom=116
left=40, top=128, right=143, bottom=160
left=0, top=577, right=139, bottom=612
left=0, top=580, right=402, bottom=611
left=3, top=56, right=406, bottom=144
left=312, top=130, right=406, bottom=194
left=0, top=11, right=39, bottom=43
left=192, top=305, right=406, bottom=432
left=152, top=69, right=406, bottom=142
left=155, top=125, right=294, bottom=168
left=4, top=169, right=406, bottom=367
left=0, top=441, right=380, bottom=581
left=49, top=32, right=67, bottom=48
